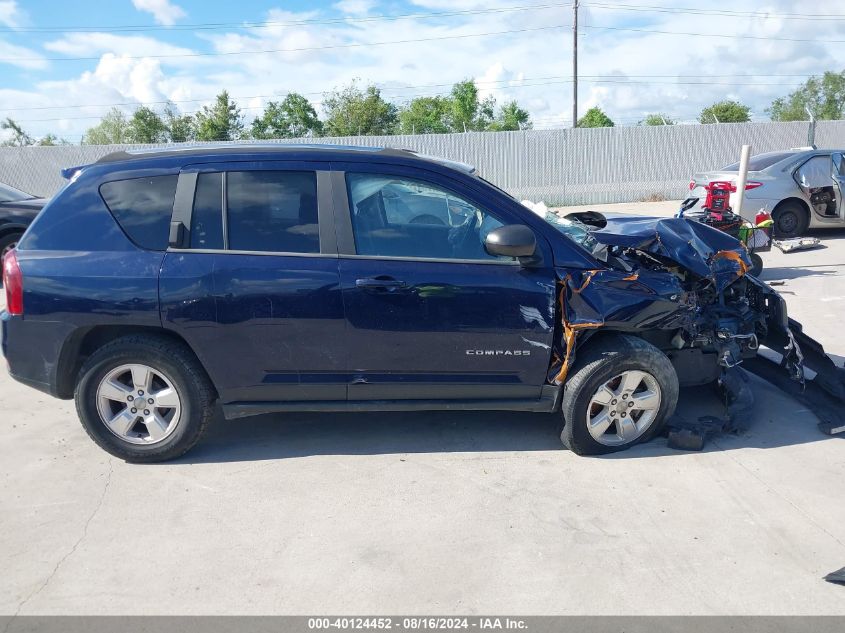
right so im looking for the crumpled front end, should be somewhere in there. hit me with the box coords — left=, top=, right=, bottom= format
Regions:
left=548, top=213, right=845, bottom=443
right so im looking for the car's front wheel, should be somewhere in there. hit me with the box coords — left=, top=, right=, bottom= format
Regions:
left=75, top=335, right=215, bottom=462
left=560, top=334, right=678, bottom=455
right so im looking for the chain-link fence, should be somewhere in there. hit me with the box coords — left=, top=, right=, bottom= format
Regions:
left=1, top=120, right=841, bottom=205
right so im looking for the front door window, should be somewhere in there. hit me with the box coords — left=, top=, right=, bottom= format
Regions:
left=346, top=173, right=511, bottom=261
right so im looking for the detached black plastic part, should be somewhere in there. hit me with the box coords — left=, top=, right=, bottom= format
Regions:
left=825, top=567, right=845, bottom=586
left=664, top=318, right=845, bottom=451
left=745, top=320, right=845, bottom=437
left=666, top=366, right=755, bottom=451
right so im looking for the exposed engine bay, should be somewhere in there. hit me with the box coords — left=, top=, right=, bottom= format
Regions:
left=542, top=210, right=845, bottom=448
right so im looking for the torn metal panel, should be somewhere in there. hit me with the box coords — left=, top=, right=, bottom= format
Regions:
left=587, top=215, right=752, bottom=292
left=545, top=209, right=845, bottom=446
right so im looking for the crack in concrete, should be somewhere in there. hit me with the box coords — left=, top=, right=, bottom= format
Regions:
left=3, top=459, right=114, bottom=627
left=711, top=439, right=845, bottom=552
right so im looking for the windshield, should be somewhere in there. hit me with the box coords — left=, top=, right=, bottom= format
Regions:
left=721, top=151, right=795, bottom=172
left=540, top=212, right=598, bottom=251
left=0, top=182, right=34, bottom=203
left=478, top=176, right=600, bottom=254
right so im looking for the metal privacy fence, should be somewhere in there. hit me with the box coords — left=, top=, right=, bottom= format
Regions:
left=2, top=120, right=844, bottom=205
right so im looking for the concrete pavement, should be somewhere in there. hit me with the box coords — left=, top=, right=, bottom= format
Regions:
left=1, top=208, right=844, bottom=615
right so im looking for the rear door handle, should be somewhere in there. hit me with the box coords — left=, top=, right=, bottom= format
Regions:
left=355, top=277, right=409, bottom=292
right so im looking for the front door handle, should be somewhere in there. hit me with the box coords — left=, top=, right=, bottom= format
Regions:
left=355, top=277, right=409, bottom=293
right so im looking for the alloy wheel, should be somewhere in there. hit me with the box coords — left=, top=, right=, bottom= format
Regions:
left=585, top=370, right=662, bottom=446
left=96, top=363, right=182, bottom=445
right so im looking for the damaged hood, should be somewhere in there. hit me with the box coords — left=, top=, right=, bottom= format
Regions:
left=580, top=214, right=752, bottom=292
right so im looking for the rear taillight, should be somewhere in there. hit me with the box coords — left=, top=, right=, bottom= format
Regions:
left=2, top=248, right=23, bottom=316
left=745, top=181, right=763, bottom=190
left=689, top=180, right=695, bottom=191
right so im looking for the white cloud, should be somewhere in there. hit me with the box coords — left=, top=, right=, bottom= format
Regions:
left=333, top=0, right=377, bottom=15
left=0, top=1, right=25, bottom=28
left=4, top=0, right=845, bottom=140
left=0, top=39, right=47, bottom=70
left=44, top=32, right=197, bottom=59
left=131, top=0, right=186, bottom=27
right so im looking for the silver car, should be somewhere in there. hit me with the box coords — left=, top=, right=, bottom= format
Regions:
left=690, top=148, right=845, bottom=238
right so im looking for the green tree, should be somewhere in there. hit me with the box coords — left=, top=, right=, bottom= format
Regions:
left=398, top=96, right=452, bottom=134
left=639, top=113, right=675, bottom=126
left=768, top=70, right=845, bottom=121
left=489, top=100, right=532, bottom=131
left=449, top=79, right=498, bottom=132
left=577, top=106, right=615, bottom=128
left=126, top=106, right=168, bottom=143
left=194, top=91, right=245, bottom=141
left=83, top=108, right=129, bottom=144
left=699, top=100, right=750, bottom=124
left=251, top=93, right=323, bottom=139
left=1, top=117, right=34, bottom=146
left=37, top=133, right=70, bottom=146
left=163, top=103, right=194, bottom=143
left=322, top=82, right=398, bottom=136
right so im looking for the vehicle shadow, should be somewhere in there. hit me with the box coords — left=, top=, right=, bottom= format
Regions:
left=174, top=374, right=837, bottom=465
left=759, top=264, right=840, bottom=282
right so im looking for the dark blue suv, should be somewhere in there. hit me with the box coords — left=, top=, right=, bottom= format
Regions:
left=1, top=145, right=825, bottom=461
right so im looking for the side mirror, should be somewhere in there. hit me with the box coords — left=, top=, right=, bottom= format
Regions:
left=484, top=225, right=538, bottom=262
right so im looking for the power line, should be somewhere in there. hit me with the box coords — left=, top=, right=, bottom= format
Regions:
left=582, top=23, right=845, bottom=42
left=0, top=2, right=571, bottom=34
left=0, top=72, right=823, bottom=113
left=0, top=24, right=570, bottom=62
left=5, top=21, right=842, bottom=65
left=584, top=2, right=845, bottom=21
left=6, top=77, right=810, bottom=124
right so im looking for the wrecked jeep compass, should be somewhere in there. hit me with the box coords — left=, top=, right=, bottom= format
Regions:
left=2, top=145, right=843, bottom=462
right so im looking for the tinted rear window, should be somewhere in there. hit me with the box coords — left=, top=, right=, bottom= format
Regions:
left=226, top=171, right=319, bottom=253
left=722, top=152, right=795, bottom=172
left=100, top=175, right=178, bottom=250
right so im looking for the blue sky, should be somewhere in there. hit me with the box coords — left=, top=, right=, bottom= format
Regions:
left=0, top=0, right=841, bottom=142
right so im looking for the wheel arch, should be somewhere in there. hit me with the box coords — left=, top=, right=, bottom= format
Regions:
left=772, top=196, right=811, bottom=220
left=0, top=223, right=27, bottom=240
left=56, top=325, right=216, bottom=399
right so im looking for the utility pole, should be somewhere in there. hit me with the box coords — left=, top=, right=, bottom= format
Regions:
left=572, top=0, right=579, bottom=128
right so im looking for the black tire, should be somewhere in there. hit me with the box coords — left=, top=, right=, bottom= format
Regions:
left=772, top=201, right=808, bottom=239
left=75, top=334, right=215, bottom=462
left=560, top=334, right=679, bottom=456
left=749, top=252, right=764, bottom=277
left=0, top=233, right=23, bottom=260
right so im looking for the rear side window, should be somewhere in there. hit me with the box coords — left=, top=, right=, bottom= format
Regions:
left=226, top=171, right=319, bottom=253
left=100, top=175, right=178, bottom=250
left=721, top=152, right=794, bottom=172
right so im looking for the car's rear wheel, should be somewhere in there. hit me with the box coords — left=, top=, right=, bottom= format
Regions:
left=560, top=334, right=678, bottom=455
left=772, top=201, right=808, bottom=239
left=75, top=335, right=215, bottom=462
left=0, top=231, right=21, bottom=260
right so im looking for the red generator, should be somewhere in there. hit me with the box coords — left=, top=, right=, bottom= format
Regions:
left=702, top=181, right=734, bottom=216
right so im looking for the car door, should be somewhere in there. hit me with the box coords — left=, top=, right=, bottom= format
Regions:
left=831, top=152, right=845, bottom=220
left=159, top=160, right=346, bottom=403
left=331, top=163, right=557, bottom=402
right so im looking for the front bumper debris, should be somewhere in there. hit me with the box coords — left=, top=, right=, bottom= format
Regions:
left=665, top=318, right=845, bottom=451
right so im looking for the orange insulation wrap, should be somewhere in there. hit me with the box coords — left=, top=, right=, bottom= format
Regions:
left=712, top=249, right=748, bottom=276
left=552, top=281, right=604, bottom=385
left=573, top=269, right=602, bottom=293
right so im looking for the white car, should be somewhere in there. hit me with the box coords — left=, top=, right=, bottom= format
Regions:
left=690, top=148, right=845, bottom=238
